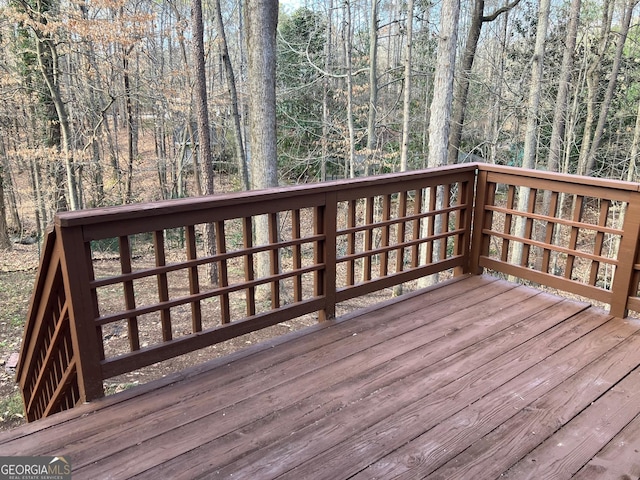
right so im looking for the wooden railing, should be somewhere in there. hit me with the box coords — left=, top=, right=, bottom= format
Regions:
left=16, top=164, right=476, bottom=421
left=16, top=163, right=640, bottom=421
left=472, top=165, right=640, bottom=318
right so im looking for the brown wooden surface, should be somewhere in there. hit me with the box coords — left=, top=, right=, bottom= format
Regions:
left=4, top=274, right=640, bottom=479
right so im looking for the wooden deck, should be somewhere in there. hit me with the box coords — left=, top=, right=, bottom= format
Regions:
left=3, top=274, right=640, bottom=479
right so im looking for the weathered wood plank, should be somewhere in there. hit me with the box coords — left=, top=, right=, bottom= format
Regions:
left=7, top=276, right=640, bottom=480
left=429, top=325, right=640, bottom=480
left=66, top=280, right=525, bottom=474
left=573, top=412, right=640, bottom=480
left=277, top=309, right=621, bottom=480
left=501, top=359, right=640, bottom=479
left=0, top=276, right=494, bottom=453
left=171, top=297, right=599, bottom=479
left=126, top=290, right=575, bottom=479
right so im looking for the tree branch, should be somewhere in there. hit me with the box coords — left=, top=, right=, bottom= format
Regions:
left=482, top=0, right=522, bottom=22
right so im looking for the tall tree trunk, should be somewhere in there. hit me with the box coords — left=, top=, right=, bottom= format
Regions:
left=547, top=0, right=581, bottom=173
left=0, top=163, right=12, bottom=250
left=35, top=31, right=79, bottom=210
left=191, top=0, right=217, bottom=285
left=627, top=100, right=640, bottom=182
left=577, top=0, right=613, bottom=175
left=427, top=0, right=460, bottom=169
left=400, top=0, right=414, bottom=172
left=343, top=0, right=357, bottom=178
left=122, top=44, right=137, bottom=204
left=420, top=0, right=460, bottom=288
left=583, top=0, right=638, bottom=176
left=511, top=0, right=550, bottom=268
left=246, top=0, right=279, bottom=293
left=366, top=0, right=379, bottom=175
left=447, top=0, right=521, bottom=165
left=214, top=0, right=249, bottom=191
left=321, top=0, right=334, bottom=182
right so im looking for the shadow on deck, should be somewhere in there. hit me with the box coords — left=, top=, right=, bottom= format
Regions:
left=3, top=274, right=640, bottom=479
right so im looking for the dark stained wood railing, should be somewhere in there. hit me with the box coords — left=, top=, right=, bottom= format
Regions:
left=16, top=163, right=640, bottom=421
left=471, top=165, right=640, bottom=318
left=16, top=229, right=81, bottom=421
left=17, top=164, right=476, bottom=421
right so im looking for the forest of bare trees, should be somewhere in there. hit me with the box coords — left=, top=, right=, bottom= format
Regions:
left=0, top=0, right=639, bottom=246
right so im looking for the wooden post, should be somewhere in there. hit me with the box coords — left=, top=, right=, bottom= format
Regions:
left=316, top=192, right=337, bottom=321
left=469, top=169, right=493, bottom=275
left=57, top=224, right=105, bottom=402
left=610, top=192, right=640, bottom=318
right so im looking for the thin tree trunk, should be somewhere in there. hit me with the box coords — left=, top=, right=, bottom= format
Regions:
left=511, top=0, right=550, bottom=269
left=547, top=0, right=581, bottom=173
left=321, top=0, right=334, bottom=182
left=191, top=0, right=217, bottom=285
left=400, top=0, right=414, bottom=172
left=344, top=0, right=356, bottom=179
left=584, top=0, right=638, bottom=176
left=0, top=162, right=12, bottom=249
left=214, top=0, right=249, bottom=191
left=577, top=0, right=613, bottom=175
left=366, top=0, right=379, bottom=175
left=627, top=100, right=640, bottom=182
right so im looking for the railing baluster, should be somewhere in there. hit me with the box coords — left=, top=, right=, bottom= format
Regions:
left=565, top=195, right=584, bottom=280
left=346, top=200, right=356, bottom=286
left=395, top=191, right=408, bottom=275
left=243, top=217, right=256, bottom=317
left=379, top=194, right=391, bottom=278
left=589, top=200, right=610, bottom=286
left=541, top=191, right=559, bottom=274
left=119, top=235, right=140, bottom=351
left=215, top=221, right=231, bottom=324
left=185, top=225, right=202, bottom=333
left=441, top=184, right=451, bottom=261
left=269, top=212, right=280, bottom=309
left=411, top=188, right=423, bottom=269
left=292, top=210, right=303, bottom=303
left=427, top=187, right=436, bottom=264
left=153, top=230, right=172, bottom=341
left=521, top=188, right=537, bottom=267
left=501, top=185, right=515, bottom=263
left=363, top=197, right=374, bottom=281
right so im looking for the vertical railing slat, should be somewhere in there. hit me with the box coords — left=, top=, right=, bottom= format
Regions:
left=292, top=209, right=303, bottom=303
left=243, top=217, right=256, bottom=317
left=118, top=235, right=140, bottom=350
left=153, top=230, right=172, bottom=341
left=215, top=221, right=231, bottom=324
left=269, top=212, right=280, bottom=309
left=185, top=225, right=202, bottom=333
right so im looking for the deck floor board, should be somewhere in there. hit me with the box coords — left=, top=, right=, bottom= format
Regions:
left=2, top=274, right=640, bottom=480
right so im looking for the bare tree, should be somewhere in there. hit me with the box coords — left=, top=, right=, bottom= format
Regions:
left=400, top=0, right=414, bottom=172
left=447, top=0, right=521, bottom=165
left=547, top=0, right=581, bottom=173
left=191, top=0, right=217, bottom=283
left=214, top=0, right=249, bottom=191
left=582, top=0, right=638, bottom=176
left=246, top=0, right=279, bottom=288
left=427, top=0, right=460, bottom=169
